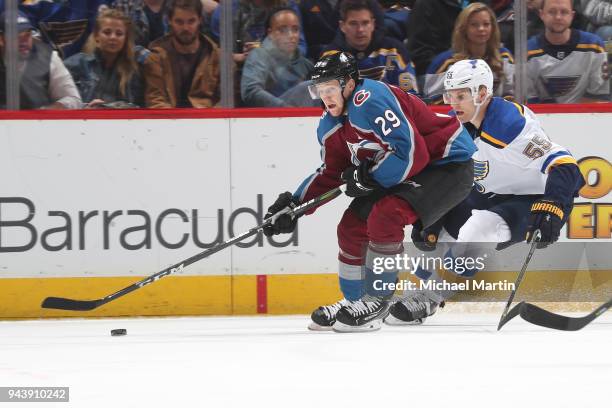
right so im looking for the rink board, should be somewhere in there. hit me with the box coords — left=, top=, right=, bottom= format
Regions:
left=0, top=270, right=610, bottom=318
left=0, top=108, right=611, bottom=318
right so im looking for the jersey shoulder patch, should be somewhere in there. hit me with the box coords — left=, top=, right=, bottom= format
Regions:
left=480, top=97, right=526, bottom=148
left=576, top=30, right=605, bottom=53
left=527, top=35, right=544, bottom=59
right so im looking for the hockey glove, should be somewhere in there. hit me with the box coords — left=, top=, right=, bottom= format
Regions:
left=263, top=192, right=300, bottom=236
left=526, top=199, right=564, bottom=249
left=341, top=160, right=381, bottom=198
left=411, top=219, right=443, bottom=252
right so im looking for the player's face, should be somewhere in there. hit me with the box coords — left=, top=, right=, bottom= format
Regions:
left=169, top=8, right=201, bottom=46
left=466, top=10, right=492, bottom=46
left=268, top=11, right=300, bottom=55
left=540, top=0, right=574, bottom=35
left=444, top=88, right=476, bottom=123
left=94, top=18, right=127, bottom=57
left=340, top=9, right=374, bottom=51
left=314, top=80, right=345, bottom=116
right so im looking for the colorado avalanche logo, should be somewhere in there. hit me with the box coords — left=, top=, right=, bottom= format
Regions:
left=474, top=160, right=490, bottom=193
left=353, top=90, right=371, bottom=106
left=347, top=140, right=386, bottom=165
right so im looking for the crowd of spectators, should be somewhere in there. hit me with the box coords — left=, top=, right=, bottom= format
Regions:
left=0, top=0, right=610, bottom=109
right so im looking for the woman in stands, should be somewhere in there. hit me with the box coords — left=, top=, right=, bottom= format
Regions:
left=65, top=8, right=146, bottom=108
left=423, top=2, right=515, bottom=104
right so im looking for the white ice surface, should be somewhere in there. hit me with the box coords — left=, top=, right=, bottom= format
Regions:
left=1, top=312, right=610, bottom=408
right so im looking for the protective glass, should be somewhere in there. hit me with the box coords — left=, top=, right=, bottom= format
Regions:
left=307, top=79, right=342, bottom=100
left=442, top=89, right=475, bottom=105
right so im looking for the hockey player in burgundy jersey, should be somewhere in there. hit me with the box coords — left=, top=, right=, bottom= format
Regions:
left=263, top=52, right=477, bottom=332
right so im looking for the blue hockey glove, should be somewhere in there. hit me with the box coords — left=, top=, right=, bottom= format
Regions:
left=263, top=192, right=299, bottom=236
left=341, top=160, right=381, bottom=198
left=526, top=199, right=564, bottom=249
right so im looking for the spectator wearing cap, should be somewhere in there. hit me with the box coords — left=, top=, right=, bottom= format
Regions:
left=241, top=7, right=315, bottom=107
left=0, top=11, right=81, bottom=109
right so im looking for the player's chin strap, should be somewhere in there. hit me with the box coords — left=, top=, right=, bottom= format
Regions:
left=468, top=94, right=488, bottom=123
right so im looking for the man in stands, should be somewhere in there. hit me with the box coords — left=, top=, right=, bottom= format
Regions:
left=321, top=0, right=418, bottom=94
left=144, top=0, right=221, bottom=108
left=0, top=11, right=81, bottom=109
left=527, top=0, right=610, bottom=103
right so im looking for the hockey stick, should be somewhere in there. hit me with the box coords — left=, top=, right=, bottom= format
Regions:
left=517, top=297, right=612, bottom=331
left=41, top=186, right=346, bottom=311
left=497, top=230, right=541, bottom=330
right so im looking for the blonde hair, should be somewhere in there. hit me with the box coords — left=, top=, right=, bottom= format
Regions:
left=451, top=2, right=504, bottom=81
left=84, top=8, right=138, bottom=97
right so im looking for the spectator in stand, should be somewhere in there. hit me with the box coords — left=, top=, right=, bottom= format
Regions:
left=379, top=0, right=411, bottom=44
left=0, top=11, right=81, bottom=109
left=321, top=0, right=418, bottom=93
left=209, top=0, right=307, bottom=65
left=112, top=0, right=168, bottom=47
left=144, top=0, right=221, bottom=107
left=493, top=0, right=516, bottom=52
left=407, top=0, right=492, bottom=78
left=64, top=8, right=145, bottom=108
left=299, top=0, right=385, bottom=61
left=424, top=2, right=514, bottom=103
left=527, top=0, right=609, bottom=103
left=241, top=7, right=315, bottom=107
left=580, top=0, right=612, bottom=41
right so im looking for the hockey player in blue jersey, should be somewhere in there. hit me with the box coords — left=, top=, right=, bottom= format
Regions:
left=262, top=52, right=476, bottom=332
left=386, top=59, right=586, bottom=325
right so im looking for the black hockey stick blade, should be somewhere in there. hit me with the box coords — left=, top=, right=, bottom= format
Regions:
left=518, top=298, right=612, bottom=331
left=497, top=231, right=540, bottom=331
left=41, top=186, right=345, bottom=311
left=41, top=297, right=101, bottom=311
left=497, top=301, right=525, bottom=330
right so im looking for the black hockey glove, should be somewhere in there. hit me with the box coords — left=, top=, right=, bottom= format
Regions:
left=526, top=199, right=564, bottom=249
left=341, top=160, right=382, bottom=198
left=411, top=219, right=443, bottom=252
left=263, top=192, right=300, bottom=236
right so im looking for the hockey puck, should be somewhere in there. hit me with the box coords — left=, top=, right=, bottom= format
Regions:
left=110, top=329, right=127, bottom=336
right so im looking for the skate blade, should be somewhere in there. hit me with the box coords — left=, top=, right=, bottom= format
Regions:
left=384, top=314, right=425, bottom=326
left=307, top=321, right=334, bottom=331
left=332, top=319, right=383, bottom=333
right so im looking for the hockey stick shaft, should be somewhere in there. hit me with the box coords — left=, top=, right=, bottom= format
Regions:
left=519, top=297, right=612, bottom=331
left=41, top=185, right=345, bottom=311
left=497, top=230, right=541, bottom=330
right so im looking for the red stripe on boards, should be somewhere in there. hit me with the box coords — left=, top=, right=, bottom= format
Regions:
left=256, top=275, right=268, bottom=314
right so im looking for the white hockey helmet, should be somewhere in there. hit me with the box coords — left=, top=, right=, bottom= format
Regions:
left=443, top=59, right=493, bottom=105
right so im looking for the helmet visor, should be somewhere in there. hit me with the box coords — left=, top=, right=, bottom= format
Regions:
left=442, top=88, right=474, bottom=105
left=307, top=79, right=342, bottom=100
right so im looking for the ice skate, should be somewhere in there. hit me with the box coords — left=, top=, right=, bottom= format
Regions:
left=308, top=298, right=349, bottom=331
left=332, top=295, right=390, bottom=332
left=385, top=290, right=445, bottom=325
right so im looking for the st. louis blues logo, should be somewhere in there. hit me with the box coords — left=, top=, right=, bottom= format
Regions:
left=353, top=90, right=371, bottom=106
left=474, top=160, right=489, bottom=193
left=347, top=140, right=386, bottom=165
